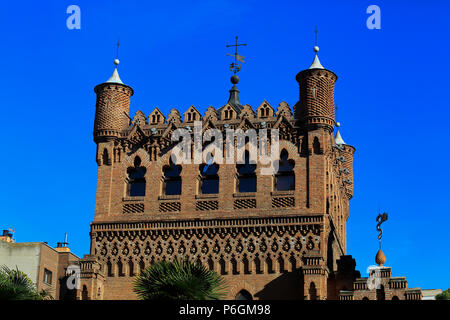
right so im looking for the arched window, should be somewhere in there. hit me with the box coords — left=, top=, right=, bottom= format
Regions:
left=117, top=259, right=124, bottom=277
left=207, top=256, right=214, bottom=271
left=266, top=257, right=274, bottom=274
left=102, top=149, right=110, bottom=165
left=275, top=149, right=295, bottom=191
left=163, top=158, right=182, bottom=195
left=362, top=297, right=369, bottom=301
left=82, top=285, right=89, bottom=300
left=128, top=259, right=134, bottom=277
left=185, top=108, right=198, bottom=122
left=278, top=255, right=285, bottom=273
left=309, top=282, right=317, bottom=300
left=199, top=161, right=219, bottom=194
left=126, top=156, right=146, bottom=197
left=236, top=151, right=257, bottom=193
left=243, top=255, right=250, bottom=274
left=254, top=256, right=262, bottom=274
left=392, top=296, right=399, bottom=301
left=231, top=257, right=239, bottom=275
left=260, top=107, right=267, bottom=118
left=313, top=137, right=321, bottom=154
left=224, top=106, right=234, bottom=120
left=376, top=284, right=385, bottom=301
left=107, top=260, right=113, bottom=277
left=236, top=289, right=253, bottom=300
left=139, top=259, right=145, bottom=274
left=219, top=256, right=227, bottom=275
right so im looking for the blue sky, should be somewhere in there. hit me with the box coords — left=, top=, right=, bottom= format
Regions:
left=0, top=0, right=449, bottom=290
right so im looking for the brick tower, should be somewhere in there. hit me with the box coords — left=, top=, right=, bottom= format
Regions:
left=294, top=46, right=337, bottom=131
left=93, top=59, right=134, bottom=142
left=74, top=44, right=420, bottom=301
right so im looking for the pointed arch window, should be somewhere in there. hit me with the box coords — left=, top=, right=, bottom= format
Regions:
left=259, top=104, right=271, bottom=118
left=224, top=106, right=234, bottom=120
left=150, top=112, right=162, bottom=125
left=163, top=158, right=182, bottom=195
left=102, top=149, right=110, bottom=165
left=309, top=282, right=317, bottom=300
left=199, top=159, right=219, bottom=194
left=313, top=137, right=321, bottom=154
left=376, top=285, right=385, bottom=301
left=126, top=156, right=146, bottom=197
left=82, top=285, right=89, bottom=300
left=236, top=150, right=256, bottom=193
left=275, top=149, right=295, bottom=191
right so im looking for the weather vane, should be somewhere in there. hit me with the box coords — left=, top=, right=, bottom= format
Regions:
left=314, top=26, right=318, bottom=46
left=376, top=211, right=388, bottom=248
left=226, top=36, right=246, bottom=74
left=116, top=39, right=120, bottom=59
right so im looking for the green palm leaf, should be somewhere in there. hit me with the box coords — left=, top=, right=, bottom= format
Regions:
left=0, top=265, right=41, bottom=300
left=133, top=257, right=227, bottom=300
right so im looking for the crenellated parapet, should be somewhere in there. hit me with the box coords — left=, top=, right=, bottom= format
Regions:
left=339, top=267, right=422, bottom=300
left=94, top=101, right=302, bottom=166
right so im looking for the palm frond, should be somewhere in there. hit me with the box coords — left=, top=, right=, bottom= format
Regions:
left=133, top=257, right=227, bottom=300
left=0, top=265, right=40, bottom=300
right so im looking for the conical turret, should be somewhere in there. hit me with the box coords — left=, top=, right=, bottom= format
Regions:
left=93, top=58, right=134, bottom=143
left=294, top=46, right=337, bottom=131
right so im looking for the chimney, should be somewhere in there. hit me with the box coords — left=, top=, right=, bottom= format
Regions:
left=0, top=229, right=14, bottom=243
left=55, top=233, right=70, bottom=253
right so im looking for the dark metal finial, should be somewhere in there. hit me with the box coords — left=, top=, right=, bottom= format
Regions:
left=116, top=39, right=120, bottom=59
left=376, top=211, right=388, bottom=248
left=314, top=26, right=318, bottom=46
left=226, top=36, right=247, bottom=75
left=336, top=104, right=338, bottom=122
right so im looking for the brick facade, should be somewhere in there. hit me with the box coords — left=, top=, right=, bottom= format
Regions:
left=74, top=50, right=420, bottom=301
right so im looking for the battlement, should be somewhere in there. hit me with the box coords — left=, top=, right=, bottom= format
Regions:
left=98, top=100, right=295, bottom=139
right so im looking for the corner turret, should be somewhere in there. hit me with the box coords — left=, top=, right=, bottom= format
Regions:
left=294, top=46, right=337, bottom=132
left=93, top=58, right=134, bottom=143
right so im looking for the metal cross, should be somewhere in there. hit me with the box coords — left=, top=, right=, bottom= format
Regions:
left=116, top=39, right=120, bottom=59
left=226, top=36, right=247, bottom=74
